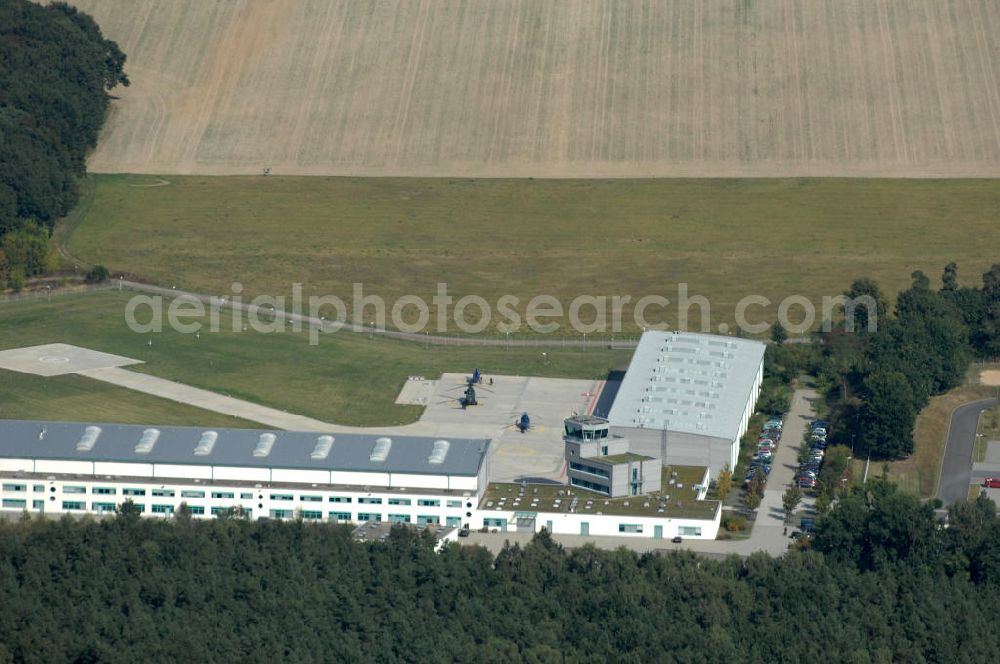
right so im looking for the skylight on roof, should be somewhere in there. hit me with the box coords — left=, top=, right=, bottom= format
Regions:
left=370, top=437, right=392, bottom=462
left=253, top=433, right=276, bottom=457
left=76, top=426, right=101, bottom=452
left=193, top=431, right=218, bottom=456
left=135, top=428, right=160, bottom=454
left=311, top=435, right=334, bottom=460
left=428, top=440, right=450, bottom=464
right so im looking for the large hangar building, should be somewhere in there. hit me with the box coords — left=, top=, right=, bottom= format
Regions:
left=607, top=331, right=766, bottom=477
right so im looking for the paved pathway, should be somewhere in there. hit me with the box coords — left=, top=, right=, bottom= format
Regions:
left=937, top=398, right=999, bottom=505
left=76, top=365, right=507, bottom=438
left=78, top=366, right=336, bottom=431
left=73, top=365, right=570, bottom=449
left=736, top=386, right=817, bottom=555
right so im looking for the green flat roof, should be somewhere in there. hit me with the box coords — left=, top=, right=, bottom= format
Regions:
left=480, top=465, right=716, bottom=520
left=596, top=452, right=654, bottom=465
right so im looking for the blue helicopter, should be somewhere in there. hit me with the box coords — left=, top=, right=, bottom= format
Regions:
left=515, top=412, right=531, bottom=433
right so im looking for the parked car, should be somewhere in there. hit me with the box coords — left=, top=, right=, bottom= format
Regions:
left=797, top=477, right=817, bottom=489
left=672, top=536, right=683, bottom=543
left=810, top=420, right=830, bottom=430
left=458, top=527, right=471, bottom=538
left=745, top=466, right=771, bottom=484
left=764, top=420, right=783, bottom=430
left=983, top=478, right=1000, bottom=489
left=799, top=518, right=816, bottom=533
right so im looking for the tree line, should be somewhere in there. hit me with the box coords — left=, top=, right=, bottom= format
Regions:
left=769, top=262, right=1000, bottom=460
left=0, top=482, right=996, bottom=663
left=0, top=0, right=127, bottom=289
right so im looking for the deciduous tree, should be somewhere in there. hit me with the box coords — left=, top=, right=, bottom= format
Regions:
left=858, top=371, right=916, bottom=458
left=782, top=486, right=802, bottom=518
left=716, top=465, right=733, bottom=503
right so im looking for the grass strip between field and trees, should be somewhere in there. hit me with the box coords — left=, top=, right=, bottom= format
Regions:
left=63, top=175, right=1000, bottom=335
left=974, top=403, right=1000, bottom=463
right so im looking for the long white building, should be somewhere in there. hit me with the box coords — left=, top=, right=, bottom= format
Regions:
left=0, top=419, right=721, bottom=540
left=0, top=420, right=488, bottom=527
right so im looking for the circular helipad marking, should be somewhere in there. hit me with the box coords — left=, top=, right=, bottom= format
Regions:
left=39, top=356, right=70, bottom=364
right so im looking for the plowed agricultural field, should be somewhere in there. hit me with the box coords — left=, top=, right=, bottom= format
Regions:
left=73, top=0, right=1000, bottom=177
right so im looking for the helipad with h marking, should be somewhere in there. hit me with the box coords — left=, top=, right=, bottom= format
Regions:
left=0, top=343, right=143, bottom=377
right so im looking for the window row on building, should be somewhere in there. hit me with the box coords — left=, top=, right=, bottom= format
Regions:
left=1, top=479, right=477, bottom=526
left=2, top=483, right=462, bottom=506
left=2, top=496, right=464, bottom=527
left=568, top=462, right=610, bottom=479
left=568, top=477, right=610, bottom=495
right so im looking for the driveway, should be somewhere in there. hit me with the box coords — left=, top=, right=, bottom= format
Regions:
left=736, top=386, right=817, bottom=555
left=937, top=398, right=998, bottom=505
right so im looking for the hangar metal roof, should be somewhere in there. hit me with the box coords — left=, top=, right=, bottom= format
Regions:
left=0, top=420, right=489, bottom=477
left=607, top=331, right=765, bottom=442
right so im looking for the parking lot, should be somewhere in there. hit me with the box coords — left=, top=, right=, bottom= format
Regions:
left=741, top=388, right=820, bottom=553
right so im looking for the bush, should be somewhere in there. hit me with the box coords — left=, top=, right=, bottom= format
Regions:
left=8, top=269, right=25, bottom=292
left=85, top=264, right=109, bottom=283
left=722, top=513, right=748, bottom=532
left=757, top=379, right=791, bottom=416
left=1, top=222, right=51, bottom=277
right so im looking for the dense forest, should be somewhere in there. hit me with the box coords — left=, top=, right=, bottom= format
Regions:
left=0, top=0, right=127, bottom=289
left=0, top=481, right=996, bottom=663
left=766, top=262, right=1000, bottom=460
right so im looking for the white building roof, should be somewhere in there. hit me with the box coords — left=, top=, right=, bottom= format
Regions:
left=607, top=331, right=765, bottom=441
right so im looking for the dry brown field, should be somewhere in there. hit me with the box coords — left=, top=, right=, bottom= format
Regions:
left=72, top=0, right=1000, bottom=177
